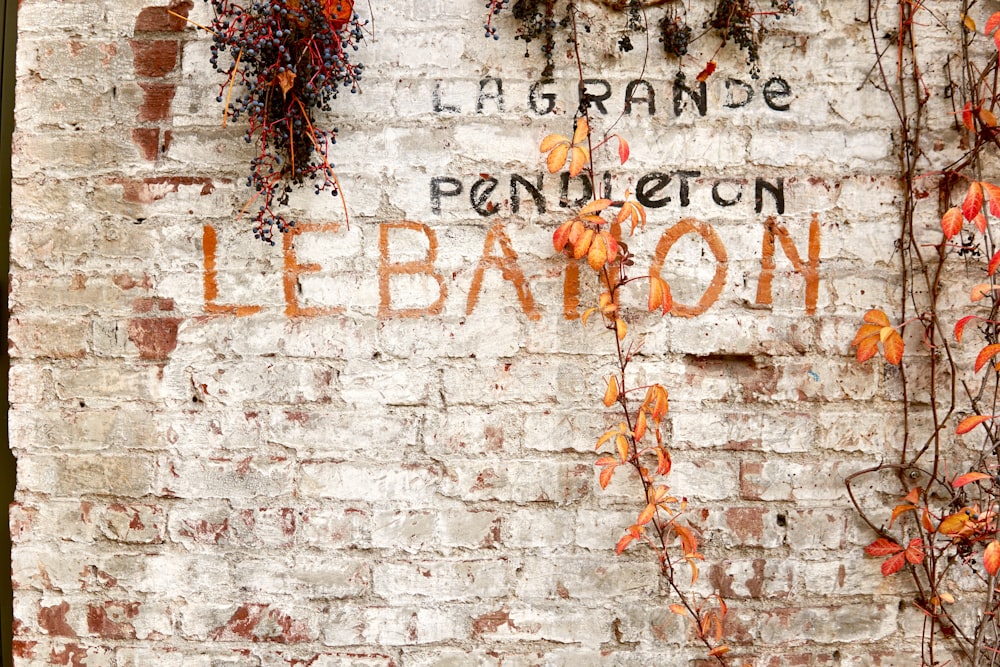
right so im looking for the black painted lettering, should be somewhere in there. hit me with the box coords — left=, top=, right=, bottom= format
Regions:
left=675, top=170, right=701, bottom=207
left=560, top=173, right=593, bottom=208
left=471, top=177, right=500, bottom=217
left=529, top=79, right=557, bottom=115
left=636, top=172, right=672, bottom=208
left=712, top=180, right=743, bottom=207
left=673, top=76, right=707, bottom=117
left=432, top=80, right=460, bottom=113
left=477, top=76, right=504, bottom=114
left=755, top=177, right=785, bottom=214
left=624, top=79, right=656, bottom=116
left=511, top=173, right=546, bottom=214
left=763, top=77, right=792, bottom=111
left=430, top=177, right=463, bottom=214
left=601, top=171, right=613, bottom=200
left=580, top=79, right=612, bottom=115
left=724, top=78, right=754, bottom=108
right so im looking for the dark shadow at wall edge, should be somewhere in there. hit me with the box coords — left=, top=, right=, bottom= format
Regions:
left=2, top=0, right=16, bottom=663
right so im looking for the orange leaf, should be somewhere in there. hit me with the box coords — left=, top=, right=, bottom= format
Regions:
left=983, top=182, right=1000, bottom=217
left=939, top=510, right=972, bottom=536
left=990, top=250, right=1000, bottom=276
left=580, top=199, right=612, bottom=216
left=964, top=13, right=977, bottom=31
left=572, top=117, right=589, bottom=146
left=985, top=540, right=1000, bottom=576
left=276, top=70, right=296, bottom=98
left=881, top=551, right=906, bottom=576
left=603, top=375, right=619, bottom=407
left=856, top=335, right=880, bottom=363
left=987, top=12, right=1000, bottom=34
left=922, top=506, right=935, bottom=533
left=617, top=135, right=630, bottom=164
left=569, top=146, right=589, bottom=178
left=971, top=283, right=997, bottom=302
left=595, top=428, right=618, bottom=451
left=889, top=504, right=916, bottom=528
left=882, top=328, right=904, bottom=365
left=573, top=228, right=594, bottom=260
left=615, top=532, right=636, bottom=554
left=709, top=646, right=730, bottom=658
left=637, top=503, right=656, bottom=526
left=546, top=142, right=570, bottom=173
left=981, top=109, right=998, bottom=128
left=599, top=463, right=616, bottom=489
left=964, top=183, right=984, bottom=221
left=634, top=410, right=647, bottom=442
left=655, top=446, right=671, bottom=475
left=324, top=0, right=353, bottom=27
left=942, top=207, right=963, bottom=240
left=615, top=434, right=629, bottom=463
left=975, top=343, right=1000, bottom=372
left=955, top=315, right=978, bottom=342
left=957, top=414, right=994, bottom=435
left=975, top=211, right=989, bottom=234
left=865, top=537, right=903, bottom=557
left=539, top=133, right=569, bottom=152
left=674, top=522, right=699, bottom=556
left=615, top=318, right=627, bottom=341
left=552, top=221, right=574, bottom=253
left=852, top=323, right=882, bottom=346
left=904, top=487, right=921, bottom=504
left=669, top=603, right=687, bottom=616
left=953, top=471, right=992, bottom=487
left=588, top=234, right=609, bottom=271
left=863, top=309, right=892, bottom=327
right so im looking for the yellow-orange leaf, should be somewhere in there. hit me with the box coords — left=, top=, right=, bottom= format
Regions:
left=957, top=414, right=994, bottom=435
left=573, top=228, right=594, bottom=260
left=637, top=503, right=656, bottom=526
left=615, top=318, right=627, bottom=341
left=863, top=309, right=892, bottom=327
left=942, top=206, right=963, bottom=240
left=588, top=234, right=609, bottom=270
left=985, top=540, right=1000, bottom=576
left=634, top=410, right=647, bottom=442
left=981, top=109, right=999, bottom=128
left=953, top=471, right=992, bottom=488
left=922, top=506, right=935, bottom=533
left=539, top=133, right=569, bottom=153
left=975, top=343, right=1000, bottom=372
left=852, top=323, right=882, bottom=346
left=595, top=428, right=618, bottom=451
left=603, top=375, right=619, bottom=407
left=668, top=604, right=687, bottom=616
left=580, top=198, right=612, bottom=216
left=572, top=117, right=589, bottom=145
left=276, top=70, right=296, bottom=98
left=581, top=307, right=597, bottom=326
left=964, top=13, right=977, bottom=31
left=709, top=646, right=731, bottom=658
left=569, top=145, right=589, bottom=178
left=904, top=487, right=921, bottom=504
left=674, top=522, right=698, bottom=556
left=615, top=434, right=629, bottom=463
left=971, top=283, right=998, bottom=301
left=546, top=142, right=570, bottom=173
left=552, top=221, right=574, bottom=253
left=882, top=328, right=904, bottom=365
left=938, top=510, right=972, bottom=536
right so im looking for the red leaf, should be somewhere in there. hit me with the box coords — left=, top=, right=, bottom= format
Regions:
left=955, top=315, right=978, bottom=342
left=942, top=207, right=963, bottom=240
left=324, top=0, right=354, bottom=29
left=963, top=103, right=976, bottom=132
left=990, top=250, right=1000, bottom=276
left=696, top=60, right=717, bottom=82
left=904, top=538, right=924, bottom=565
left=881, top=551, right=906, bottom=576
left=617, top=135, right=630, bottom=164
left=986, top=540, right=1000, bottom=576
left=615, top=532, right=636, bottom=554
left=965, top=183, right=985, bottom=221
left=987, top=12, right=1000, bottom=35
left=865, top=537, right=903, bottom=557
left=983, top=182, right=1000, bottom=217
left=974, top=211, right=989, bottom=234
left=953, top=471, right=992, bottom=488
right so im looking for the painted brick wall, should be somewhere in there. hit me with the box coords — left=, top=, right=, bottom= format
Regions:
left=6, top=0, right=971, bottom=664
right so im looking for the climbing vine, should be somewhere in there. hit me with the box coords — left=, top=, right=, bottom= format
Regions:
left=846, top=1, right=1000, bottom=663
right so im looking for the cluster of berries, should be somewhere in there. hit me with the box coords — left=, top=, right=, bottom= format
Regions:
left=707, top=0, right=793, bottom=77
left=659, top=16, right=692, bottom=58
left=206, top=0, right=365, bottom=244
left=485, top=0, right=564, bottom=78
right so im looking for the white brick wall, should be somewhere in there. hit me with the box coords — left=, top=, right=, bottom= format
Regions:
left=9, top=0, right=972, bottom=663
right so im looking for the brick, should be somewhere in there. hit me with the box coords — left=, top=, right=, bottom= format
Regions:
left=300, top=463, right=441, bottom=503
left=373, top=560, right=511, bottom=601
left=439, top=460, right=590, bottom=504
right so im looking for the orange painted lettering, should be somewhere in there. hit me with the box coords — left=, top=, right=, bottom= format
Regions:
left=650, top=218, right=728, bottom=318
left=467, top=223, right=541, bottom=321
left=755, top=214, right=821, bottom=315
left=202, top=225, right=262, bottom=317
left=282, top=223, right=345, bottom=318
left=379, top=221, right=448, bottom=318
